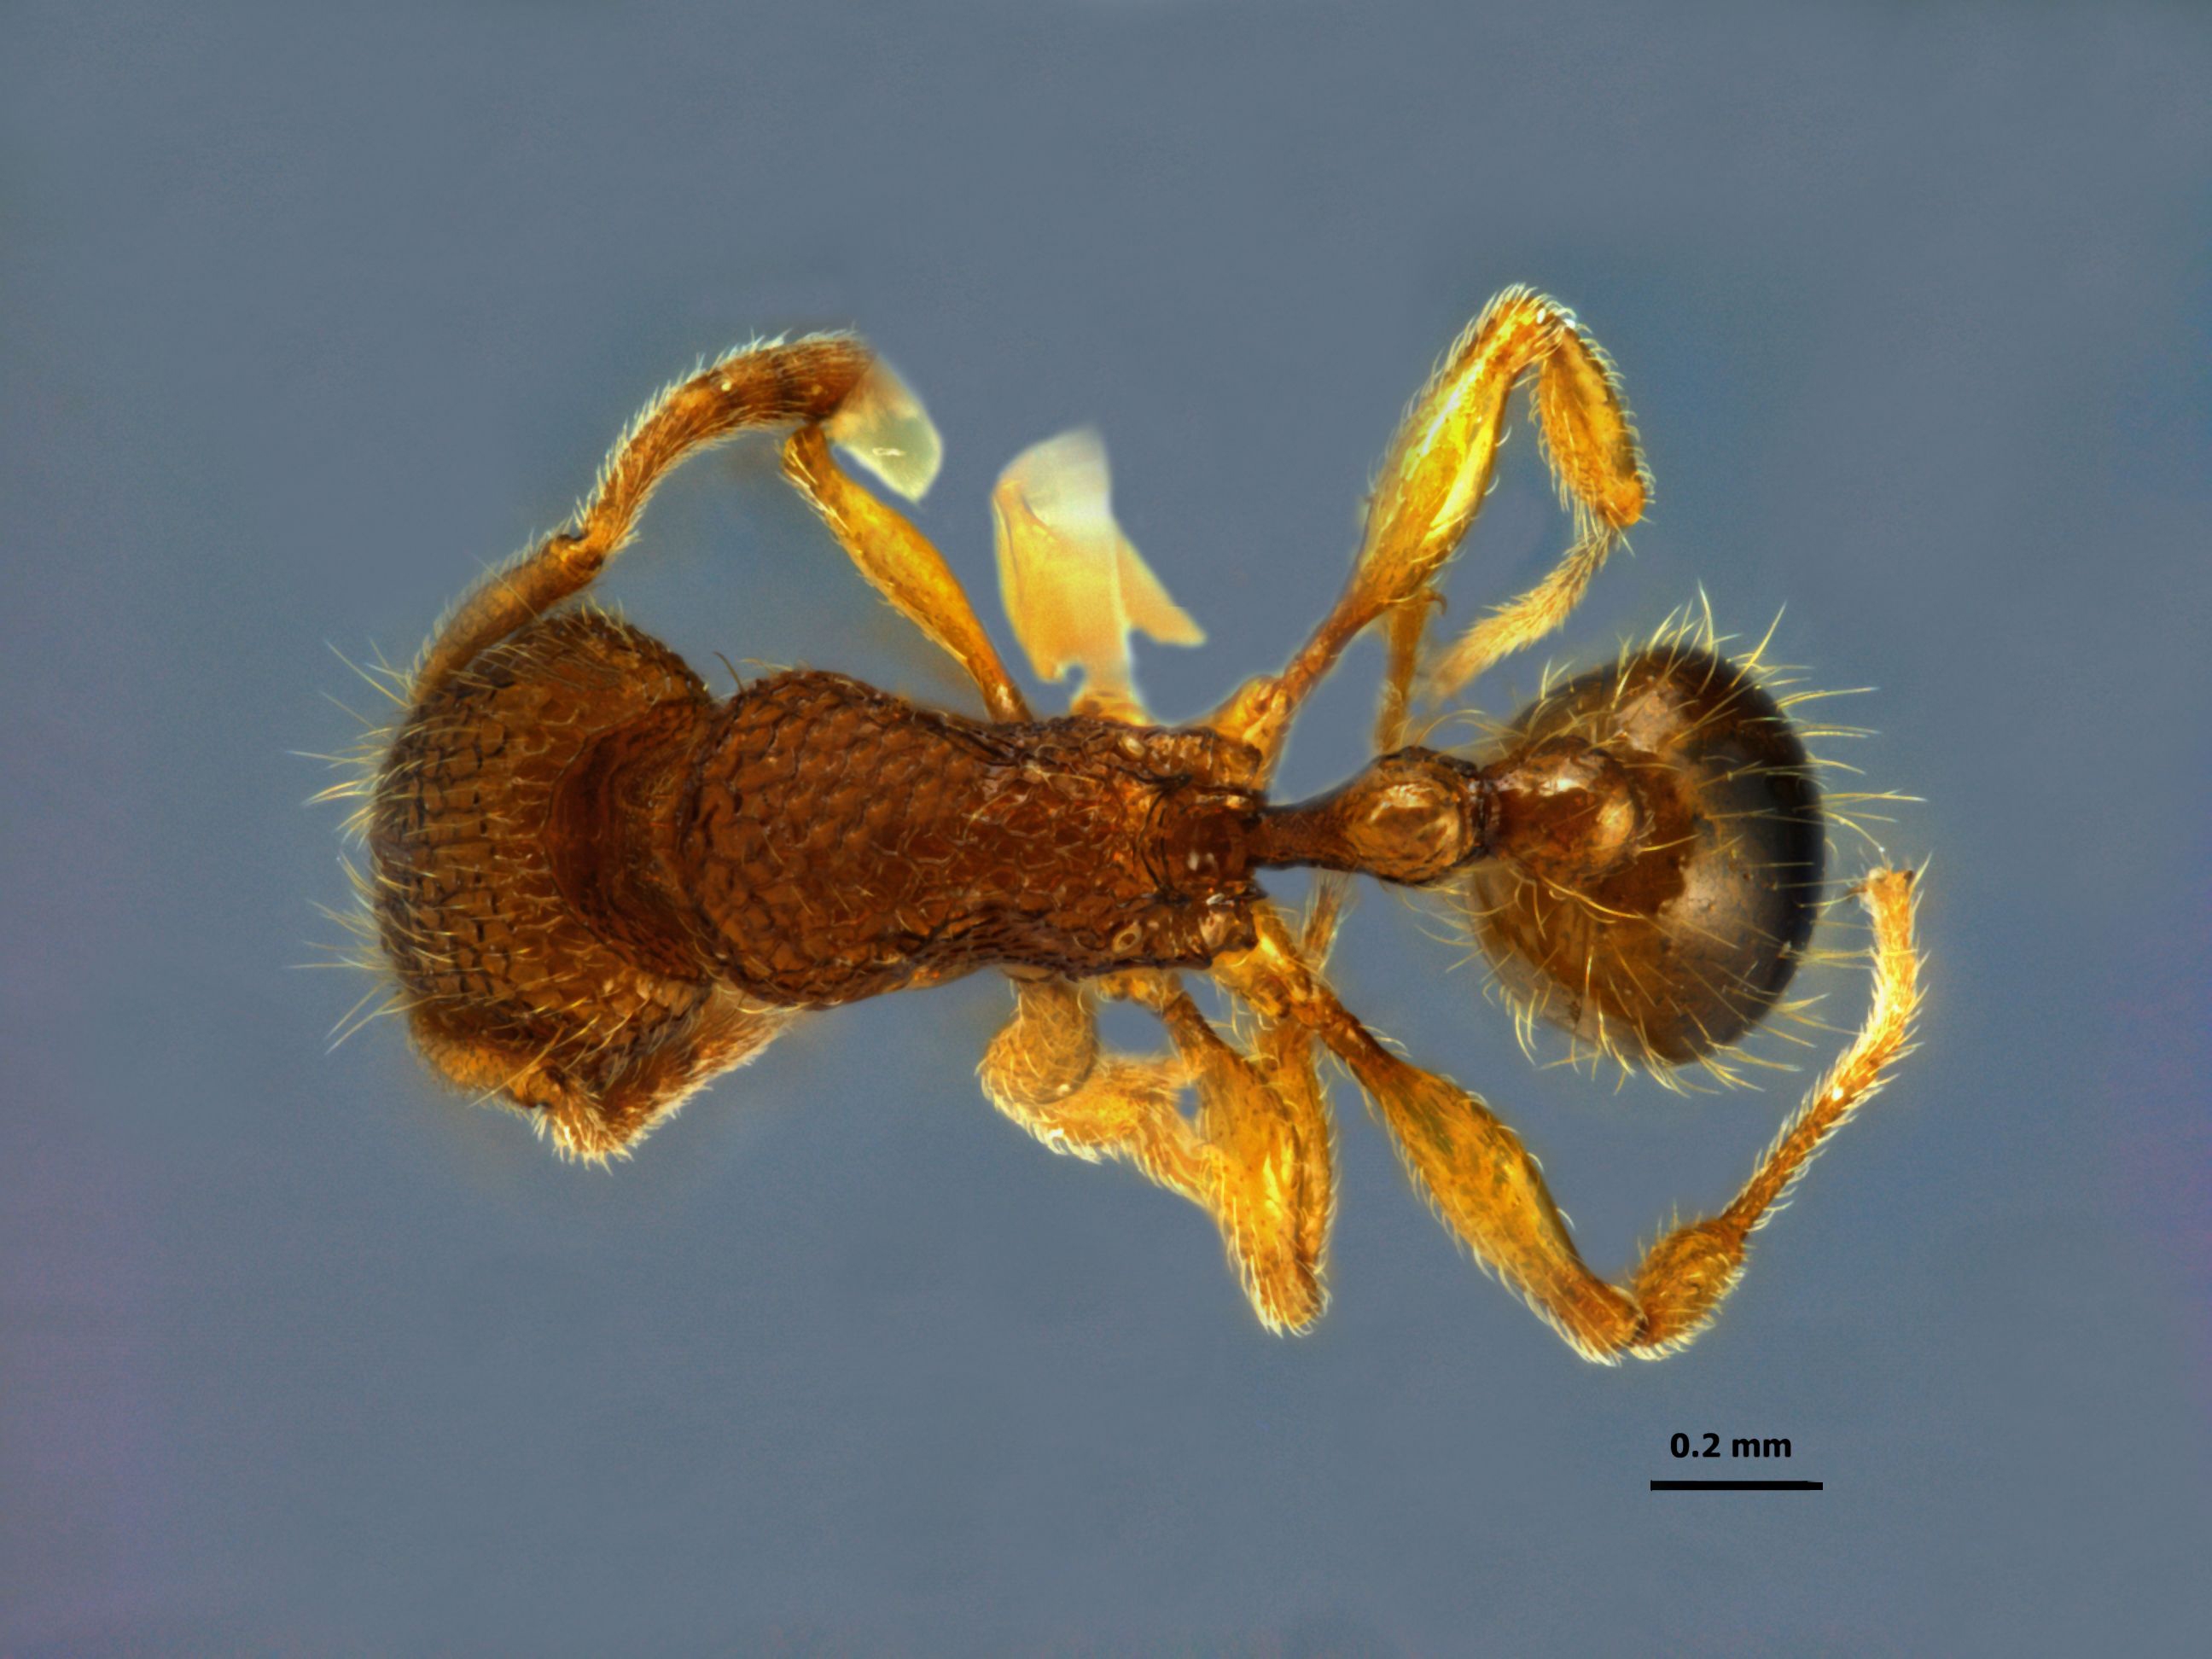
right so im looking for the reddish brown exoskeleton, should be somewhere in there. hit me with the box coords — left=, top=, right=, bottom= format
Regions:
left=329, top=294, right=1921, bottom=1360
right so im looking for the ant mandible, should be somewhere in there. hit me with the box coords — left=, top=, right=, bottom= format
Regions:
left=337, top=290, right=1922, bottom=1361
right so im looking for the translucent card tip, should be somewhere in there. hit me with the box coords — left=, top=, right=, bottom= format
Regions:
left=825, top=358, right=943, bottom=500
left=992, top=428, right=1202, bottom=696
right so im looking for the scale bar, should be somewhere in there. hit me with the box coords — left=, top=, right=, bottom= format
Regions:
left=1650, top=1479, right=1822, bottom=1492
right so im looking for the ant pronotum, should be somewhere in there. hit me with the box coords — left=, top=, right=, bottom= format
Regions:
left=327, top=290, right=1921, bottom=1361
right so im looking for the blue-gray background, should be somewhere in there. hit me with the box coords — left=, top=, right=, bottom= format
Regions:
left=6, top=3, right=2208, bottom=1652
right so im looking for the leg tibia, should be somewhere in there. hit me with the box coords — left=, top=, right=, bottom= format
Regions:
left=1627, top=1218, right=1749, bottom=1354
left=1533, top=307, right=1646, bottom=533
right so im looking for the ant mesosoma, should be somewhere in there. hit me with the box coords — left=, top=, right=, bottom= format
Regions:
left=328, top=291, right=1921, bottom=1359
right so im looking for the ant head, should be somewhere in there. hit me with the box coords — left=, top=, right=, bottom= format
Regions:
left=1466, top=643, right=1825, bottom=1068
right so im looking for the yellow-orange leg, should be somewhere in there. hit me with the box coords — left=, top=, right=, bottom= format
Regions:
left=1217, top=870, right=1921, bottom=1360
left=1373, top=591, right=1435, bottom=756
left=411, top=335, right=940, bottom=702
left=781, top=426, right=1032, bottom=723
left=1214, top=288, right=1648, bottom=774
left=978, top=975, right=1211, bottom=1196
left=976, top=926, right=1342, bottom=1334
left=1124, top=955, right=1338, bottom=1334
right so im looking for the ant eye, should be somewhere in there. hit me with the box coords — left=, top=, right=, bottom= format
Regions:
left=1467, top=646, right=1825, bottom=1066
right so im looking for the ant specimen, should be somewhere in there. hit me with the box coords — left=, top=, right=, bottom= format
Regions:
left=333, top=290, right=1921, bottom=1361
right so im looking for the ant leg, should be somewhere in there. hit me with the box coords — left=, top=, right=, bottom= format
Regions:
left=1108, top=889, right=1344, bottom=1331
left=782, top=427, right=1031, bottom=723
left=977, top=967, right=1337, bottom=1332
left=1419, top=511, right=1627, bottom=703
left=978, top=975, right=1214, bottom=1202
left=1218, top=870, right=1920, bottom=1360
left=1374, top=591, right=1434, bottom=754
left=1122, top=964, right=1336, bottom=1333
left=1213, top=288, right=1647, bottom=773
left=1627, top=870, right=1923, bottom=1352
left=412, top=335, right=925, bottom=702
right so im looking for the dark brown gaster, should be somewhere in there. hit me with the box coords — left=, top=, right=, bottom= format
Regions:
left=1465, top=645, right=1825, bottom=1065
